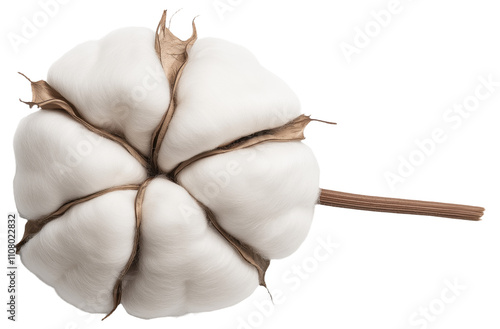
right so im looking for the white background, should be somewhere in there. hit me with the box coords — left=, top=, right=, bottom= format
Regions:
left=1, top=0, right=499, bottom=328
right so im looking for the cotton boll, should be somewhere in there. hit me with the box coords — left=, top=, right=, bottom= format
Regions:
left=13, top=110, right=147, bottom=219
left=121, top=177, right=258, bottom=318
left=15, top=20, right=321, bottom=320
left=177, top=141, right=320, bottom=259
left=19, top=190, right=136, bottom=314
left=47, top=27, right=170, bottom=155
left=157, top=38, right=301, bottom=172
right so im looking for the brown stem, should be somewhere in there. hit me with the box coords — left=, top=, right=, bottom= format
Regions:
left=318, top=189, right=484, bottom=221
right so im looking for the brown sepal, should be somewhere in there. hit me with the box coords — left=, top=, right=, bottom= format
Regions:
left=172, top=115, right=335, bottom=178
left=18, top=73, right=148, bottom=168
left=150, top=10, right=197, bottom=173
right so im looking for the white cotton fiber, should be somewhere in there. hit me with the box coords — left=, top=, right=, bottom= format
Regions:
left=178, top=141, right=320, bottom=259
left=157, top=38, right=301, bottom=172
left=15, top=24, right=322, bottom=319
left=19, top=190, right=136, bottom=313
left=47, top=27, right=170, bottom=155
left=13, top=110, right=147, bottom=220
left=121, top=177, right=258, bottom=318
